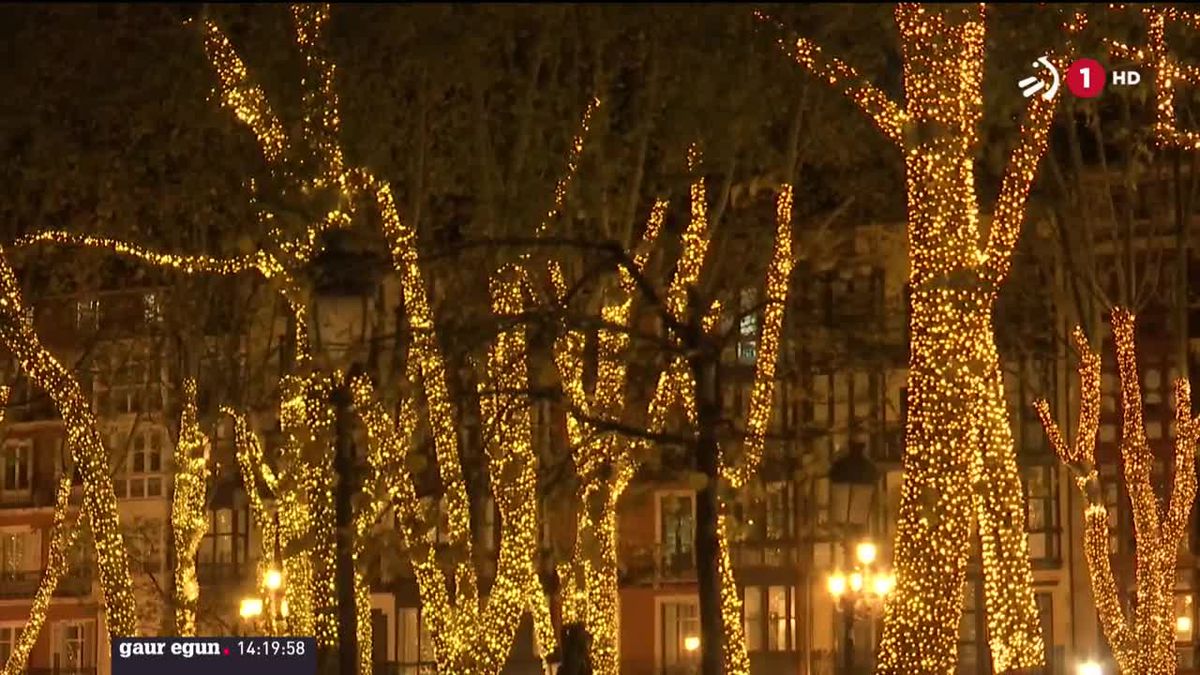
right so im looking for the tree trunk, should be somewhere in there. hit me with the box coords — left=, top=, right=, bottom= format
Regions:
left=692, top=349, right=723, bottom=675
left=333, top=379, right=358, bottom=675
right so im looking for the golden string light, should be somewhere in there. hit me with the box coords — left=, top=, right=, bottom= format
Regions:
left=351, top=377, right=454, bottom=660
left=551, top=198, right=666, bottom=675
left=779, top=5, right=1078, bottom=672
left=0, top=245, right=138, bottom=635
left=364, top=170, right=479, bottom=612
left=1037, top=312, right=1200, bottom=674
left=353, top=267, right=550, bottom=674
left=535, top=96, right=601, bottom=239
left=278, top=372, right=338, bottom=646
left=1146, top=8, right=1200, bottom=150
left=291, top=4, right=346, bottom=182
left=172, top=378, right=212, bottom=637
left=0, top=476, right=79, bottom=675
left=722, top=184, right=792, bottom=488
left=226, top=409, right=284, bottom=634
left=200, top=18, right=289, bottom=165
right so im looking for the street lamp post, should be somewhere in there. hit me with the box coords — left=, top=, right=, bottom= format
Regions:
left=826, top=541, right=893, bottom=674
left=827, top=442, right=882, bottom=674
left=312, top=230, right=382, bottom=675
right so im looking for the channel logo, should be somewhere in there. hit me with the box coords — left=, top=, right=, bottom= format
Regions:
left=1018, top=57, right=1060, bottom=100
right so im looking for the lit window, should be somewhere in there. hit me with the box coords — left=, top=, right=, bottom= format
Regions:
left=0, top=625, right=16, bottom=665
left=737, top=288, right=759, bottom=365
left=53, top=621, right=95, bottom=670
left=113, top=427, right=166, bottom=500
left=659, top=600, right=699, bottom=670
left=744, top=587, right=763, bottom=652
left=1023, top=465, right=1060, bottom=562
left=0, top=439, right=32, bottom=497
left=398, top=607, right=435, bottom=672
left=767, top=585, right=795, bottom=651
left=658, top=492, right=695, bottom=577
left=477, top=497, right=497, bottom=551
left=143, top=292, right=163, bottom=324
left=0, top=529, right=39, bottom=574
left=75, top=299, right=99, bottom=331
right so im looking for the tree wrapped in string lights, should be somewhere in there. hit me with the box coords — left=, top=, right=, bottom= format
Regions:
left=767, top=5, right=1084, bottom=671
left=550, top=140, right=797, bottom=675
left=171, top=378, right=212, bottom=637
left=1035, top=310, right=1200, bottom=675
left=349, top=264, right=555, bottom=674
left=1107, top=6, right=1200, bottom=151
left=0, top=247, right=139, bottom=637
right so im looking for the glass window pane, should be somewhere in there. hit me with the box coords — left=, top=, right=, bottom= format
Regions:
left=744, top=588, right=762, bottom=652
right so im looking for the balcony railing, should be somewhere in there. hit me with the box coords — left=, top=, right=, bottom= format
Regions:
left=620, top=544, right=696, bottom=585
left=0, top=569, right=93, bottom=599
left=0, top=570, right=41, bottom=598
left=730, top=540, right=799, bottom=569
left=0, top=483, right=57, bottom=509
left=54, top=570, right=93, bottom=597
left=196, top=562, right=252, bottom=586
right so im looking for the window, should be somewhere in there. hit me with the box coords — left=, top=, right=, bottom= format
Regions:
left=113, top=427, right=166, bottom=499
left=0, top=529, right=39, bottom=574
left=128, top=518, right=164, bottom=574
left=532, top=400, right=554, bottom=461
left=198, top=507, right=250, bottom=568
left=1036, top=592, right=1054, bottom=670
left=94, top=345, right=164, bottom=416
left=744, top=587, right=763, bottom=652
left=0, top=625, right=15, bottom=665
left=75, top=299, right=99, bottom=331
left=733, top=482, right=794, bottom=566
left=737, top=289, right=759, bottom=365
left=1177, top=571, right=1197, bottom=669
left=1024, top=465, right=1061, bottom=562
left=477, top=497, right=497, bottom=551
left=0, top=439, right=32, bottom=498
left=425, top=496, right=452, bottom=545
left=53, top=621, right=96, bottom=670
left=743, top=585, right=796, bottom=652
left=659, top=599, right=699, bottom=674
left=958, top=579, right=984, bottom=673
left=397, top=607, right=435, bottom=674
left=658, top=492, right=695, bottom=576
left=143, top=292, right=163, bottom=324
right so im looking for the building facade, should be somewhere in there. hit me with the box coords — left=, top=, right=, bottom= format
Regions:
left=5, top=221, right=1200, bottom=675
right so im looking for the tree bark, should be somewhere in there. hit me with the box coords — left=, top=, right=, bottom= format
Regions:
left=691, top=347, right=723, bottom=675
left=333, top=379, right=358, bottom=675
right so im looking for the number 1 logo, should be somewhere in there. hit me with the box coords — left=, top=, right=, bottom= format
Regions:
left=1066, top=58, right=1106, bottom=99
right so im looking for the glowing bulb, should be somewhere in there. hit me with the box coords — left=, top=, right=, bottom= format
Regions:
left=849, top=572, right=864, bottom=593
left=264, top=568, right=283, bottom=591
left=872, top=573, right=895, bottom=597
left=240, top=597, right=263, bottom=619
left=827, top=573, right=847, bottom=597
left=1077, top=661, right=1103, bottom=675
left=684, top=636, right=701, bottom=652
left=1178, top=615, right=1193, bottom=633
left=856, top=541, right=878, bottom=565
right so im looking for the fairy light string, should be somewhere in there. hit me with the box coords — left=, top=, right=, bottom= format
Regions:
left=1037, top=314, right=1200, bottom=674
left=225, top=409, right=286, bottom=632
left=0, top=475, right=79, bottom=675
left=774, top=4, right=1084, bottom=671
left=0, top=244, right=138, bottom=636
left=550, top=198, right=666, bottom=675
left=172, top=378, right=212, bottom=637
